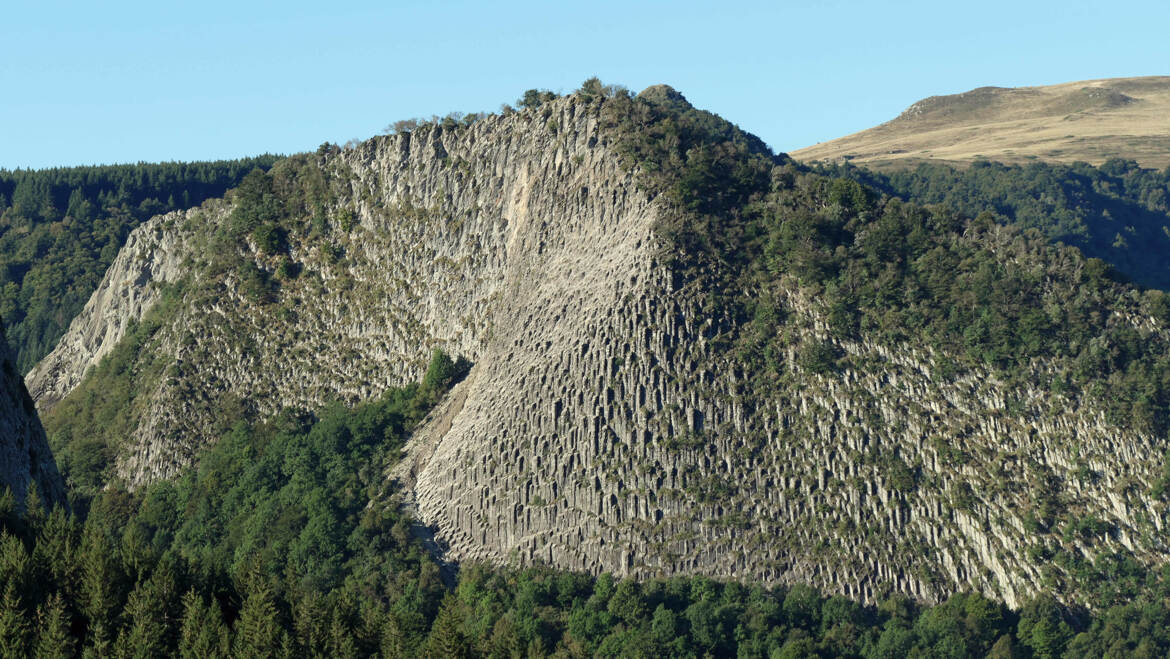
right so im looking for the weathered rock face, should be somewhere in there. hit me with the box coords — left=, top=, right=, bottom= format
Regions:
left=29, top=91, right=1170, bottom=608
left=26, top=206, right=210, bottom=412
left=31, top=96, right=656, bottom=489
left=0, top=328, right=65, bottom=508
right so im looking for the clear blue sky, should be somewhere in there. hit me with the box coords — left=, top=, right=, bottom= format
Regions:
left=2, top=0, right=1167, bottom=170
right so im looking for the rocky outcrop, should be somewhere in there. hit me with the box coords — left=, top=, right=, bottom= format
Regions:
left=30, top=90, right=1170, bottom=608
left=25, top=205, right=215, bottom=412
left=0, top=328, right=65, bottom=508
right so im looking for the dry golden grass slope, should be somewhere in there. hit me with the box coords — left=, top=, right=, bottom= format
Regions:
left=791, top=76, right=1170, bottom=170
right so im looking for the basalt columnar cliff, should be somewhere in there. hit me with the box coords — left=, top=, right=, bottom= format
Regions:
left=28, top=85, right=1170, bottom=610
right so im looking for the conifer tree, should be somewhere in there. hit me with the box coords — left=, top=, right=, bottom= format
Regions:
left=78, top=519, right=121, bottom=638
left=32, top=507, right=79, bottom=602
left=356, top=600, right=385, bottom=656
left=0, top=582, right=29, bottom=657
left=0, top=530, right=30, bottom=595
left=233, top=581, right=282, bottom=659
left=81, top=622, right=112, bottom=659
left=0, top=487, right=15, bottom=531
left=1017, top=595, right=1072, bottom=659
left=23, top=483, right=45, bottom=533
left=33, top=593, right=74, bottom=659
left=526, top=635, right=548, bottom=658
left=276, top=631, right=296, bottom=659
left=424, top=594, right=469, bottom=659
left=987, top=634, right=1020, bottom=658
left=119, top=523, right=154, bottom=585
left=178, top=590, right=230, bottom=659
left=328, top=607, right=358, bottom=659
left=293, top=590, right=328, bottom=656
left=486, top=613, right=523, bottom=659
left=116, top=574, right=171, bottom=658
left=380, top=612, right=407, bottom=659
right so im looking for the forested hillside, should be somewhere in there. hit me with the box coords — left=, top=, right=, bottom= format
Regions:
left=0, top=157, right=280, bottom=371
left=816, top=158, right=1170, bottom=290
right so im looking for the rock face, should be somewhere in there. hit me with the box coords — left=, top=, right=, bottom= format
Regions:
left=26, top=206, right=208, bottom=412
left=0, top=328, right=65, bottom=508
left=29, top=90, right=1170, bottom=608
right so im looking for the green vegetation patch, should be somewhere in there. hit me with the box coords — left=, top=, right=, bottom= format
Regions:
left=819, top=158, right=1170, bottom=291
left=44, top=283, right=188, bottom=500
left=4, top=481, right=1170, bottom=657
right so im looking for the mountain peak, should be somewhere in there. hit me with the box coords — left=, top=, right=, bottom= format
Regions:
left=637, top=84, right=695, bottom=112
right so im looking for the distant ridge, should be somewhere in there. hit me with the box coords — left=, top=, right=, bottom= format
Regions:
left=792, top=76, right=1170, bottom=170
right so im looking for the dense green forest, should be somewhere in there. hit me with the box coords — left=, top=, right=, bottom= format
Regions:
left=0, top=157, right=281, bottom=372
left=6, top=353, right=1170, bottom=657
left=814, top=159, right=1170, bottom=290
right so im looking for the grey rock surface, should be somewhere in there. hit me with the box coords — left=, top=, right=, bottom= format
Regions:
left=25, top=204, right=214, bottom=412
left=0, top=327, right=65, bottom=508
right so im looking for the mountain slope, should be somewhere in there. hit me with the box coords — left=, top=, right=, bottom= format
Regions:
left=792, top=77, right=1170, bottom=170
left=31, top=85, right=1170, bottom=609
